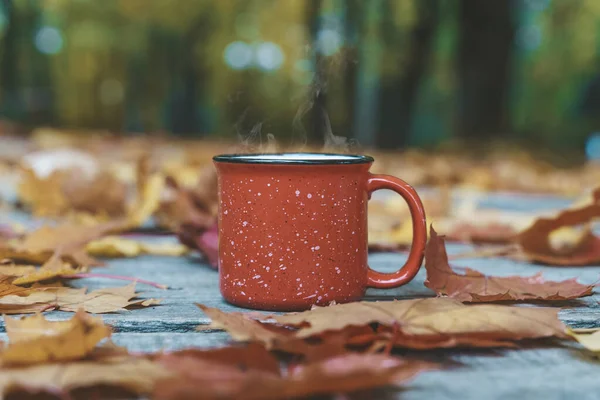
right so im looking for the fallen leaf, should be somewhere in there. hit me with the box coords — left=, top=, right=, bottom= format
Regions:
left=17, top=167, right=68, bottom=217
left=0, top=283, right=160, bottom=314
left=0, top=275, right=32, bottom=296
left=154, top=344, right=432, bottom=400
left=516, top=187, right=600, bottom=265
left=61, top=170, right=127, bottom=217
left=444, top=221, right=518, bottom=244
left=125, top=157, right=165, bottom=229
left=86, top=236, right=188, bottom=258
left=196, top=304, right=350, bottom=359
left=178, top=222, right=219, bottom=268
left=262, top=297, right=566, bottom=348
left=566, top=328, right=600, bottom=353
left=18, top=149, right=127, bottom=219
left=0, top=356, right=169, bottom=398
left=11, top=251, right=84, bottom=285
left=425, top=226, right=594, bottom=302
left=1, top=310, right=111, bottom=365
left=197, top=305, right=286, bottom=347
left=0, top=264, right=37, bottom=277
left=3, top=221, right=123, bottom=267
left=157, top=169, right=218, bottom=266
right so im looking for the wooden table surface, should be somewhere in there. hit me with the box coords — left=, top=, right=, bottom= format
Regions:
left=2, top=191, right=600, bottom=400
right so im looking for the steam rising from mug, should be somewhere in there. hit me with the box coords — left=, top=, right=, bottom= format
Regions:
left=235, top=47, right=358, bottom=154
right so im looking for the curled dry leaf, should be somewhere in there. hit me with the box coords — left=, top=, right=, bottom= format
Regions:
left=1, top=221, right=124, bottom=267
left=0, top=263, right=37, bottom=277
left=0, top=282, right=161, bottom=314
left=125, top=156, right=165, bottom=229
left=566, top=328, right=600, bottom=354
left=17, top=167, right=68, bottom=217
left=0, top=276, right=52, bottom=314
left=197, top=304, right=350, bottom=359
left=444, top=221, right=518, bottom=244
left=264, top=298, right=566, bottom=349
left=198, top=298, right=565, bottom=350
left=11, top=251, right=84, bottom=285
left=154, top=343, right=433, bottom=400
left=0, top=356, right=170, bottom=399
left=18, top=148, right=128, bottom=219
left=1, top=310, right=111, bottom=365
left=86, top=236, right=188, bottom=258
left=158, top=167, right=219, bottom=267
left=516, top=187, right=600, bottom=265
left=425, top=226, right=594, bottom=302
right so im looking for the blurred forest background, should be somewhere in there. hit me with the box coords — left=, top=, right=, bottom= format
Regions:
left=1, top=0, right=600, bottom=157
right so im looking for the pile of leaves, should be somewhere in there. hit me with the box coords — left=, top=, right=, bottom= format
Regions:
left=1, top=130, right=600, bottom=398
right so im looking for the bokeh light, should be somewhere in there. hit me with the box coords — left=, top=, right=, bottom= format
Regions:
left=223, top=41, right=253, bottom=70
left=254, top=42, right=284, bottom=71
left=585, top=132, right=600, bottom=161
left=0, top=4, right=7, bottom=36
left=516, top=25, right=542, bottom=50
left=316, top=28, right=342, bottom=56
left=34, top=26, right=64, bottom=55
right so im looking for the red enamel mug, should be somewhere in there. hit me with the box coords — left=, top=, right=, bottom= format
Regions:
left=213, top=153, right=427, bottom=311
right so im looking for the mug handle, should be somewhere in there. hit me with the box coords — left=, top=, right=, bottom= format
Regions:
left=366, top=174, right=427, bottom=288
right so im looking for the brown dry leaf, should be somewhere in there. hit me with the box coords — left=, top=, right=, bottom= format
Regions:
left=445, top=221, right=518, bottom=244
left=516, top=187, right=600, bottom=265
left=425, top=226, right=594, bottom=302
left=125, top=157, right=165, bottom=229
left=18, top=152, right=127, bottom=219
left=157, top=167, right=220, bottom=267
left=1, top=310, right=111, bottom=365
left=0, top=275, right=32, bottom=296
left=61, top=170, right=127, bottom=217
left=11, top=251, right=84, bottom=285
left=3, top=220, right=123, bottom=267
left=263, top=297, right=566, bottom=348
left=154, top=344, right=433, bottom=400
left=0, top=283, right=161, bottom=314
left=197, top=304, right=285, bottom=347
left=86, top=236, right=188, bottom=258
left=566, top=328, right=600, bottom=353
left=0, top=276, right=52, bottom=314
left=17, top=167, right=68, bottom=217
left=0, top=264, right=37, bottom=277
left=196, top=304, right=349, bottom=358
left=0, top=356, right=169, bottom=398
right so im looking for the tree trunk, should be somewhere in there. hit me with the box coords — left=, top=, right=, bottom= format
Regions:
left=306, top=0, right=327, bottom=145
left=0, top=0, right=22, bottom=119
left=457, top=0, right=515, bottom=139
left=377, top=0, right=439, bottom=149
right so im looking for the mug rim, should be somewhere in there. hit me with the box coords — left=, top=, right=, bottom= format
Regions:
left=213, top=152, right=374, bottom=165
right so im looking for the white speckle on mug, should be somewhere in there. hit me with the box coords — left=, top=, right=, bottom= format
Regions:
left=307, top=193, right=312, bottom=199
left=295, top=190, right=300, bottom=196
